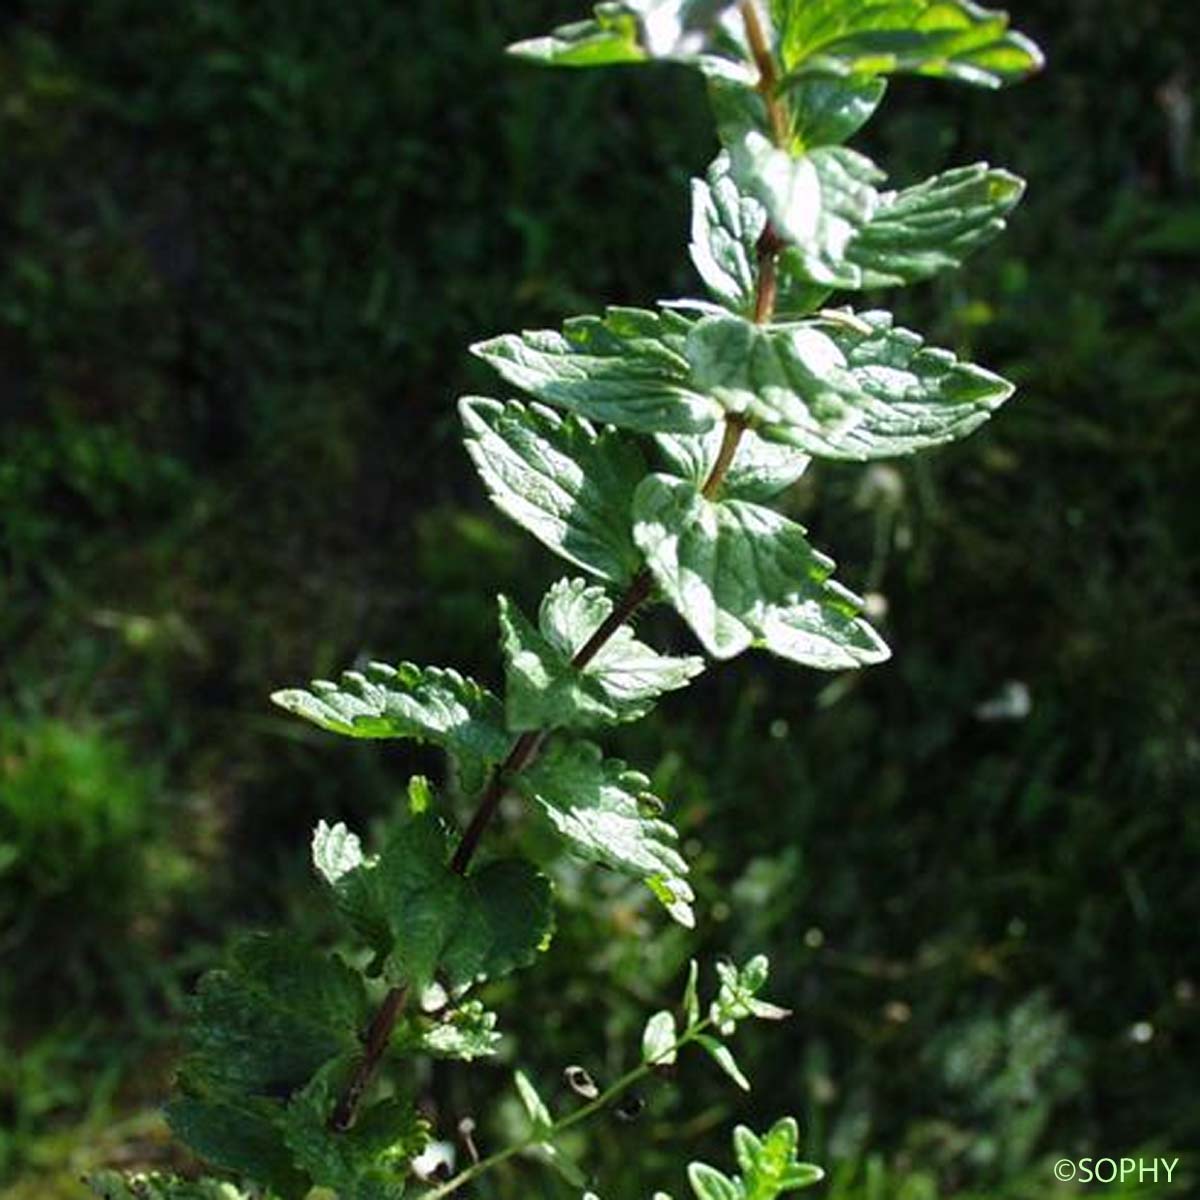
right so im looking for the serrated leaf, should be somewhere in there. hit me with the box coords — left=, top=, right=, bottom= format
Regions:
left=728, top=139, right=882, bottom=280
left=689, top=1162, right=742, bottom=1200
left=509, top=1, right=751, bottom=84
left=516, top=738, right=687, bottom=880
left=179, top=934, right=368, bottom=1098
left=720, top=142, right=1023, bottom=293
left=642, top=1009, right=679, bottom=1065
left=460, top=397, right=646, bottom=585
left=165, top=1099, right=307, bottom=1200
left=516, top=738, right=692, bottom=925
left=685, top=311, right=1013, bottom=460
left=775, top=0, right=1044, bottom=89
left=367, top=815, right=553, bottom=990
left=312, top=820, right=364, bottom=884
left=842, top=163, right=1026, bottom=287
left=696, top=1034, right=750, bottom=1091
left=280, top=1057, right=426, bottom=1198
left=272, top=661, right=508, bottom=794
left=689, top=152, right=832, bottom=319
left=514, top=1069, right=554, bottom=1134
left=499, top=578, right=704, bottom=731
left=471, top=307, right=718, bottom=435
left=633, top=473, right=889, bottom=668
left=657, top=424, right=809, bottom=501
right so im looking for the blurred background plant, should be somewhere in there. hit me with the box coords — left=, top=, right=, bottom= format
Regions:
left=0, top=1, right=1197, bottom=1197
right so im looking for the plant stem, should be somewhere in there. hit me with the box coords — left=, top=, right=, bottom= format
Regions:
left=420, top=1023, right=711, bottom=1199
left=337, top=0, right=786, bottom=1139
left=740, top=1, right=788, bottom=147
left=329, top=984, right=408, bottom=1131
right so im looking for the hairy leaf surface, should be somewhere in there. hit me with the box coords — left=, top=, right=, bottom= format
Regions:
left=281, top=1057, right=426, bottom=1199
left=517, top=738, right=693, bottom=925
left=633, top=473, right=889, bottom=666
left=706, top=147, right=1023, bottom=299
left=500, top=577, right=703, bottom=731
left=686, top=311, right=1013, bottom=459
left=178, top=934, right=367, bottom=1098
left=841, top=163, right=1026, bottom=287
left=471, top=307, right=718, bottom=435
left=689, top=153, right=832, bottom=318
left=460, top=397, right=646, bottom=584
left=272, top=662, right=508, bottom=793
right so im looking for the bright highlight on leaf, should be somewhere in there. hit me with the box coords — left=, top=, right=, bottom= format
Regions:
left=471, top=307, right=717, bottom=435
left=725, top=140, right=1023, bottom=293
left=684, top=310, right=1015, bottom=460
left=774, top=0, right=1044, bottom=89
left=271, top=661, right=508, bottom=793
left=633, top=473, right=890, bottom=667
left=517, top=738, right=694, bottom=926
left=460, top=396, right=647, bottom=585
left=500, top=577, right=704, bottom=731
left=508, top=0, right=751, bottom=83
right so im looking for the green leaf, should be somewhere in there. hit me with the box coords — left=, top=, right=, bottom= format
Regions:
left=657, top=424, right=809, bottom=501
left=509, top=1, right=752, bottom=84
left=783, top=73, right=888, bottom=148
left=688, top=1162, right=742, bottom=1200
left=642, top=1009, right=679, bottom=1065
left=312, top=819, right=364, bottom=884
left=684, top=311, right=1014, bottom=460
left=733, top=1118, right=825, bottom=1196
left=499, top=578, right=704, bottom=731
left=695, top=1034, right=750, bottom=1091
left=271, top=661, right=509, bottom=794
left=516, top=738, right=693, bottom=926
left=280, top=1057, right=425, bottom=1199
left=728, top=140, right=882, bottom=278
left=775, top=0, right=1044, bottom=89
left=165, top=1099, right=307, bottom=1200
left=311, top=821, right=390, bottom=970
left=689, top=153, right=831, bottom=318
left=683, top=959, right=701, bottom=1027
left=724, top=140, right=1023, bottom=291
left=367, top=815, right=553, bottom=990
left=179, top=934, right=368, bottom=1098
left=633, top=473, right=889, bottom=668
left=840, top=163, right=1026, bottom=287
left=514, top=1069, right=554, bottom=1135
left=88, top=1174, right=252, bottom=1200
left=460, top=397, right=647, bottom=585
left=710, top=956, right=790, bottom=1034
left=404, top=1000, right=501, bottom=1061
left=471, top=307, right=718, bottom=435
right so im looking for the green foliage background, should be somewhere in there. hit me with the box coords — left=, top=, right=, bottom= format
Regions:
left=1, top=1, right=1197, bottom=1196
